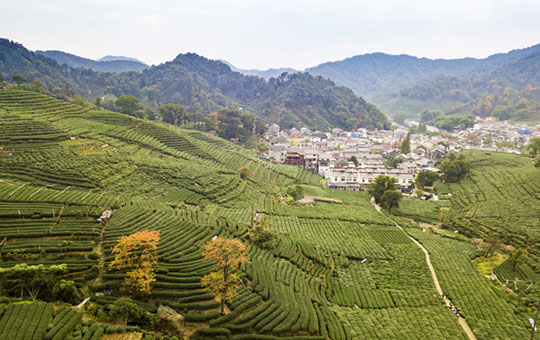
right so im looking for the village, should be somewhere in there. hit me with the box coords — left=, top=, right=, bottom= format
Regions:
left=262, top=117, right=540, bottom=191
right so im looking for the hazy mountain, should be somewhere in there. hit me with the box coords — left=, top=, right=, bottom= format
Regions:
left=97, top=55, right=146, bottom=64
left=306, top=45, right=540, bottom=101
left=376, top=49, right=540, bottom=120
left=36, top=50, right=148, bottom=72
left=219, top=60, right=298, bottom=80
left=0, top=38, right=387, bottom=130
left=305, top=45, right=540, bottom=119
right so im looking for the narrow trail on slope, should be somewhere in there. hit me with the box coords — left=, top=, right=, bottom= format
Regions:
left=370, top=198, right=477, bottom=340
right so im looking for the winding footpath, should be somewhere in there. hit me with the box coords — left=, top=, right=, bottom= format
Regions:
left=370, top=198, right=477, bottom=340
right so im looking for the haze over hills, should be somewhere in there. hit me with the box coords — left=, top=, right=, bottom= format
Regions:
left=97, top=55, right=146, bottom=64
left=220, top=60, right=298, bottom=80
left=36, top=50, right=149, bottom=72
left=306, top=44, right=540, bottom=119
left=0, top=38, right=387, bottom=131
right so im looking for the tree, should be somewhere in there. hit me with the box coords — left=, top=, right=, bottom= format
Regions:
left=108, top=298, right=154, bottom=326
left=0, top=263, right=67, bottom=300
left=12, top=74, right=26, bottom=85
left=400, top=132, right=411, bottom=154
left=109, top=230, right=160, bottom=296
left=115, top=95, right=142, bottom=117
left=286, top=185, right=305, bottom=201
left=94, top=97, right=103, bottom=108
left=0, top=73, right=4, bottom=88
left=201, top=238, right=249, bottom=315
left=508, top=248, right=525, bottom=272
left=250, top=222, right=279, bottom=250
left=158, top=103, right=186, bottom=125
left=380, top=190, right=402, bottom=212
left=527, top=138, right=540, bottom=158
left=254, top=119, right=266, bottom=136
left=144, top=107, right=156, bottom=121
left=483, top=233, right=500, bottom=257
left=52, top=279, right=81, bottom=304
left=439, top=153, right=471, bottom=183
left=369, top=175, right=397, bottom=204
left=217, top=109, right=247, bottom=141
left=417, top=123, right=427, bottom=134
left=387, top=157, right=404, bottom=168
left=349, top=156, right=359, bottom=167
left=238, top=167, right=251, bottom=179
left=416, top=170, right=439, bottom=188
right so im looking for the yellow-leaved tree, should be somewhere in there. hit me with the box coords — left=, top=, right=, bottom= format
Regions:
left=201, top=237, right=249, bottom=315
left=109, top=230, right=160, bottom=297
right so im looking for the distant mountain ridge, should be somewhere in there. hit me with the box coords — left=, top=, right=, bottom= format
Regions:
left=97, top=55, right=146, bottom=64
left=306, top=44, right=540, bottom=119
left=306, top=45, right=540, bottom=100
left=36, top=50, right=148, bottom=72
left=219, top=60, right=298, bottom=80
left=0, top=38, right=387, bottom=130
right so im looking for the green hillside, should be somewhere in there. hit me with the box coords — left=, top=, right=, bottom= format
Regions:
left=438, top=151, right=540, bottom=267
left=0, top=88, right=534, bottom=340
left=36, top=50, right=149, bottom=73
left=0, top=39, right=387, bottom=131
left=305, top=45, right=540, bottom=120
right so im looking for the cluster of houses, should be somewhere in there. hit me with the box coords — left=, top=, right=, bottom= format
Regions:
left=263, top=117, right=540, bottom=191
left=457, top=117, right=539, bottom=152
left=264, top=125, right=443, bottom=190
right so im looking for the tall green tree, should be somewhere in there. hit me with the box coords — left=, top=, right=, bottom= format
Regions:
left=115, top=95, right=142, bottom=117
left=369, top=175, right=397, bottom=204
left=416, top=170, right=439, bottom=188
left=158, top=103, right=187, bottom=125
left=254, top=118, right=267, bottom=136
left=218, top=109, right=247, bottom=141
left=527, top=138, right=540, bottom=158
left=400, top=132, right=411, bottom=154
left=0, top=263, right=67, bottom=300
left=12, top=74, right=26, bottom=85
left=380, top=190, right=402, bottom=212
left=439, top=153, right=471, bottom=183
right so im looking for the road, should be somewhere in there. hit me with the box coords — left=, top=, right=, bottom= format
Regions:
left=370, top=198, right=477, bottom=340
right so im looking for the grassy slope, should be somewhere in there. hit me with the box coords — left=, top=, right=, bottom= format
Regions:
left=0, top=88, right=533, bottom=340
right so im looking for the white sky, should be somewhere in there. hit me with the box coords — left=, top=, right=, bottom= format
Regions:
left=1, top=0, right=539, bottom=70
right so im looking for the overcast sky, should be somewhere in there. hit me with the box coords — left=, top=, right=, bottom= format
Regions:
left=1, top=0, right=539, bottom=70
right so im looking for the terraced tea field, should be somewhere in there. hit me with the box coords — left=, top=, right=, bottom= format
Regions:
left=440, top=151, right=540, bottom=269
left=0, top=88, right=535, bottom=340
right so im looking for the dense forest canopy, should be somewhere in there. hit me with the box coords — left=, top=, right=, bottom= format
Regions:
left=0, top=39, right=388, bottom=131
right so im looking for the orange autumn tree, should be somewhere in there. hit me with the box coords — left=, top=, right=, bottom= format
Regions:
left=109, top=230, right=160, bottom=296
left=201, top=237, right=249, bottom=315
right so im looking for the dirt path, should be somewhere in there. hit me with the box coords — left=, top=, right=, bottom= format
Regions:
left=370, top=198, right=477, bottom=340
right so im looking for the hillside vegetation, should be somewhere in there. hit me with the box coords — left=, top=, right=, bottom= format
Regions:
left=36, top=50, right=149, bottom=73
left=0, top=39, right=387, bottom=131
left=0, top=88, right=535, bottom=340
left=440, top=151, right=540, bottom=268
left=306, top=45, right=540, bottom=120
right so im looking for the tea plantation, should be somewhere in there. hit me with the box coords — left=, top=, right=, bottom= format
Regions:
left=0, top=88, right=535, bottom=339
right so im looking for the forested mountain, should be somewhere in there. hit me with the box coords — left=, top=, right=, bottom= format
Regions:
left=381, top=50, right=540, bottom=120
left=36, top=50, right=148, bottom=72
left=0, top=38, right=387, bottom=130
left=306, top=44, right=540, bottom=120
left=307, top=45, right=540, bottom=99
